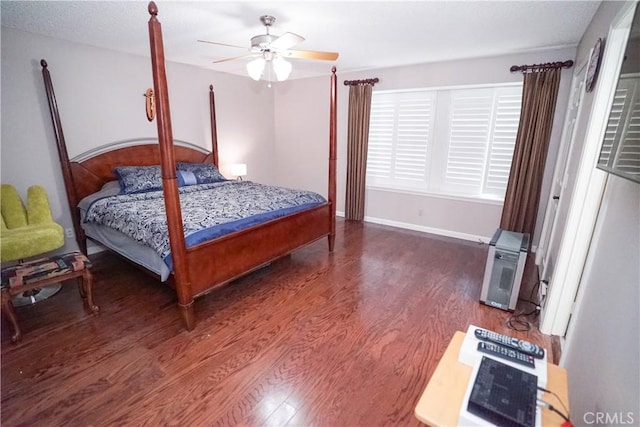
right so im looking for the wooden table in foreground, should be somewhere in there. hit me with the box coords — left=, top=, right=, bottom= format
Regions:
left=414, top=331, right=569, bottom=426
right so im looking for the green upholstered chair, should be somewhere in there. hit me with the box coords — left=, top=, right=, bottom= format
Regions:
left=0, top=185, right=99, bottom=341
left=1, top=184, right=64, bottom=263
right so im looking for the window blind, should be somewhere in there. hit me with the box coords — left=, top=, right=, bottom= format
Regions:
left=615, top=78, right=640, bottom=176
left=485, top=89, right=523, bottom=195
left=599, top=85, right=630, bottom=166
left=367, top=91, right=436, bottom=188
left=366, top=84, right=522, bottom=200
left=444, top=90, right=494, bottom=192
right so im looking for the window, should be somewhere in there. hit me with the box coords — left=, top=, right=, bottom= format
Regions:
left=598, top=75, right=640, bottom=180
left=367, top=90, right=436, bottom=189
left=366, top=84, right=523, bottom=200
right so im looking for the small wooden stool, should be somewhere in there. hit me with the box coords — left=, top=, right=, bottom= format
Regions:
left=1, top=252, right=99, bottom=343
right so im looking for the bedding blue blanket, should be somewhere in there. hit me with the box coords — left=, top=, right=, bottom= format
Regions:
left=83, top=181, right=326, bottom=269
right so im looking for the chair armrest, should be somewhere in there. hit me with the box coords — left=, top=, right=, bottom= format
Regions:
left=26, top=186, right=54, bottom=225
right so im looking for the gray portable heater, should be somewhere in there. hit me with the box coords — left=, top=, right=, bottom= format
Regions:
left=480, top=229, right=529, bottom=311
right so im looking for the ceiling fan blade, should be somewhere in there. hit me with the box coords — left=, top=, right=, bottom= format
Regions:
left=268, top=32, right=305, bottom=51
left=198, top=39, right=248, bottom=50
left=213, top=54, right=254, bottom=64
left=282, top=49, right=339, bottom=61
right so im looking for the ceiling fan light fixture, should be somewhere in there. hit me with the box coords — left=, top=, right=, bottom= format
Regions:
left=201, top=14, right=338, bottom=82
left=246, top=57, right=266, bottom=81
left=273, top=57, right=292, bottom=81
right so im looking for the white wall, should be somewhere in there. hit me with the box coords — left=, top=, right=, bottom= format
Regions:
left=1, top=27, right=276, bottom=254
left=274, top=48, right=576, bottom=244
left=271, top=76, right=331, bottom=198
left=560, top=0, right=640, bottom=423
left=562, top=175, right=639, bottom=426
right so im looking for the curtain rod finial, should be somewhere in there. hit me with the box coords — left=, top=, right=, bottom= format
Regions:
left=148, top=1, right=158, bottom=16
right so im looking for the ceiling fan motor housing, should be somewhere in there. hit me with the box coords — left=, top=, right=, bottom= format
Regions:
left=252, top=15, right=278, bottom=50
left=251, top=34, right=278, bottom=50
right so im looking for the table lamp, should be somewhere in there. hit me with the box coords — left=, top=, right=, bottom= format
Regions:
left=230, top=163, right=247, bottom=181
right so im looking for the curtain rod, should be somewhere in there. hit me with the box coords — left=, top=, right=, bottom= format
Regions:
left=510, top=60, right=574, bottom=73
left=343, top=78, right=379, bottom=86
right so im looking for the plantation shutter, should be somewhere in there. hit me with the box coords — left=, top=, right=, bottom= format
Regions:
left=599, top=76, right=640, bottom=180
left=617, top=86, right=640, bottom=176
left=444, top=86, right=522, bottom=196
left=366, top=83, right=522, bottom=199
left=599, top=85, right=631, bottom=166
left=367, top=94, right=395, bottom=180
left=367, top=91, right=435, bottom=188
left=613, top=77, right=640, bottom=177
left=485, top=87, right=524, bottom=196
left=444, top=89, right=494, bottom=193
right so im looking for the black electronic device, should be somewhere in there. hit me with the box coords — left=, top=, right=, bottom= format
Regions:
left=480, top=229, right=529, bottom=311
left=475, top=328, right=545, bottom=359
left=467, top=356, right=538, bottom=427
left=477, top=341, right=536, bottom=369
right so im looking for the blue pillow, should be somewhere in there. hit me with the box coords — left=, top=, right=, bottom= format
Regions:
left=114, top=165, right=163, bottom=194
left=177, top=169, right=198, bottom=187
left=177, top=162, right=226, bottom=184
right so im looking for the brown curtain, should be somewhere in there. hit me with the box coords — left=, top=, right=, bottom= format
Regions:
left=500, top=68, right=561, bottom=236
left=345, top=84, right=373, bottom=221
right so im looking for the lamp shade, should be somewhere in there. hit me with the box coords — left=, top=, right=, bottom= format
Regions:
left=272, top=57, right=292, bottom=81
left=230, top=163, right=247, bottom=178
left=246, top=58, right=266, bottom=81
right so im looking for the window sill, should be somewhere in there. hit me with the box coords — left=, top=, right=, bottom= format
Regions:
left=365, top=185, right=504, bottom=206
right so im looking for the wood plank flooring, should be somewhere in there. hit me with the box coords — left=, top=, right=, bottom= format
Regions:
left=1, top=219, right=551, bottom=426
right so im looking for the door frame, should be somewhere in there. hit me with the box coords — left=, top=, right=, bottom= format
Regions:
left=535, top=60, right=587, bottom=277
left=539, top=1, right=638, bottom=335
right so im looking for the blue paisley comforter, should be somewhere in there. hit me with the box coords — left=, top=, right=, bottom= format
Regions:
left=83, top=181, right=326, bottom=269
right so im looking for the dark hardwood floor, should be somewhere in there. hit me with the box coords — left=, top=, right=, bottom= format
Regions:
left=1, top=219, right=551, bottom=426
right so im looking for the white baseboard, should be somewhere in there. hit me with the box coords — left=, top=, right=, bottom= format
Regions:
left=335, top=211, right=490, bottom=244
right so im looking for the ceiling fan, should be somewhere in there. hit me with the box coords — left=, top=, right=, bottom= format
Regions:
left=198, top=15, right=339, bottom=82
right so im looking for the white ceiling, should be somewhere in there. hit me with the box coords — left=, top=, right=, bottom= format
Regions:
left=1, top=1, right=601, bottom=80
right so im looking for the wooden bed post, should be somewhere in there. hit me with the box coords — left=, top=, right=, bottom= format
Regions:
left=147, top=2, right=195, bottom=330
left=40, top=60, right=87, bottom=255
left=209, top=85, right=220, bottom=167
left=328, top=67, right=337, bottom=251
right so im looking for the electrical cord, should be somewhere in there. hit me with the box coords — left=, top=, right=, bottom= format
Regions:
left=537, top=398, right=572, bottom=426
left=538, top=386, right=570, bottom=421
left=506, top=280, right=543, bottom=332
left=506, top=307, right=538, bottom=331
left=518, top=298, right=538, bottom=307
left=523, top=278, right=543, bottom=308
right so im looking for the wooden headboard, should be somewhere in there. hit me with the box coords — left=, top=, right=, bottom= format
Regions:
left=69, top=142, right=214, bottom=204
left=40, top=60, right=221, bottom=253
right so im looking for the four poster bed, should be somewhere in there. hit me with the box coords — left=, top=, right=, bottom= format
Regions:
left=40, top=1, right=337, bottom=331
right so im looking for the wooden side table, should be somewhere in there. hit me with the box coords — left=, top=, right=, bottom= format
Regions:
left=415, top=331, right=569, bottom=426
left=1, top=252, right=99, bottom=343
